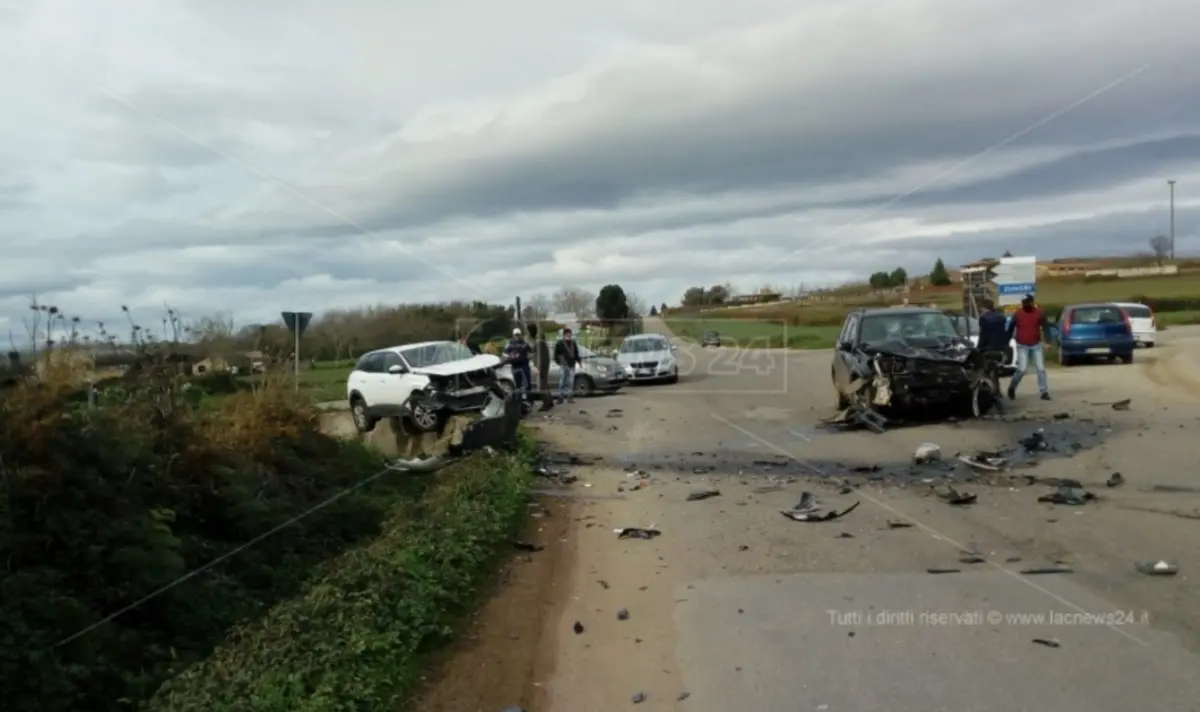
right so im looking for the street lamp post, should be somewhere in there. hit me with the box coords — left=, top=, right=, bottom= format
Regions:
left=1168, top=179, right=1176, bottom=260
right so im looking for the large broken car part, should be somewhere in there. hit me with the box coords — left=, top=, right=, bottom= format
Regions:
left=829, top=339, right=1000, bottom=432
left=448, top=384, right=524, bottom=456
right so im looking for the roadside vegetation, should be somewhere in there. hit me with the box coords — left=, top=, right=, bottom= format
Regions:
left=668, top=271, right=1200, bottom=349
left=0, top=304, right=535, bottom=712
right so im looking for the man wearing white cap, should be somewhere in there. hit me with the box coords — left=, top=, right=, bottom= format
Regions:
left=504, top=327, right=533, bottom=399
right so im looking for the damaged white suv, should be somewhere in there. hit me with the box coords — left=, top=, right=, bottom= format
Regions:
left=346, top=341, right=510, bottom=435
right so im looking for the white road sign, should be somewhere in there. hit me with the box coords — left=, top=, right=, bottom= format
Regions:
left=992, top=255, right=1037, bottom=306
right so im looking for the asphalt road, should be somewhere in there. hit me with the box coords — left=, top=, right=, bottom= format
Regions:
left=527, top=319, right=1200, bottom=711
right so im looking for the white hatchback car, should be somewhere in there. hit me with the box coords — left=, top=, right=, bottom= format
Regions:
left=1112, top=302, right=1157, bottom=347
left=346, top=340, right=508, bottom=435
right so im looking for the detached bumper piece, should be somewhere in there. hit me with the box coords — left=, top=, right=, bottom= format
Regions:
left=450, top=386, right=524, bottom=456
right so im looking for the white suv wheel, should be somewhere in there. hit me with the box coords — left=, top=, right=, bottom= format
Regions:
left=411, top=402, right=438, bottom=430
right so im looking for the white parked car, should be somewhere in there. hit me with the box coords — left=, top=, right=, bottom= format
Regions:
left=1113, top=302, right=1157, bottom=347
left=346, top=340, right=510, bottom=435
left=615, top=333, right=680, bottom=383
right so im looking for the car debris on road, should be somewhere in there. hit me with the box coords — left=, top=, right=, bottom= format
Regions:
left=780, top=492, right=861, bottom=522
left=914, top=442, right=942, bottom=464
left=1136, top=560, right=1179, bottom=576
left=616, top=527, right=661, bottom=540
left=1038, top=484, right=1096, bottom=505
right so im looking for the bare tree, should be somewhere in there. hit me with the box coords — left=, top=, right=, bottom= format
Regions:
left=191, top=311, right=237, bottom=358
left=523, top=293, right=553, bottom=322
left=312, top=310, right=355, bottom=364
left=1149, top=235, right=1171, bottom=266
left=625, top=292, right=647, bottom=317
left=551, top=287, right=595, bottom=318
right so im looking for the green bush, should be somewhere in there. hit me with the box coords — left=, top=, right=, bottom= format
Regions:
left=0, top=357, right=428, bottom=712
left=146, top=445, right=535, bottom=712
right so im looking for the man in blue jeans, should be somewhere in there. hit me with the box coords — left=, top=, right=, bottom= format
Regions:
left=1005, top=293, right=1051, bottom=401
left=504, top=328, right=533, bottom=399
left=553, top=328, right=583, bottom=403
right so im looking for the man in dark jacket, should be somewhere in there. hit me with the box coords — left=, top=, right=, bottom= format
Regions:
left=504, top=328, right=533, bottom=399
left=976, top=299, right=1008, bottom=353
left=553, top=328, right=583, bottom=403
left=975, top=299, right=1008, bottom=396
left=529, top=323, right=553, bottom=411
left=1005, top=293, right=1051, bottom=401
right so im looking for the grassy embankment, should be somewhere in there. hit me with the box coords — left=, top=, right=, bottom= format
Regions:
left=667, top=273, right=1200, bottom=349
left=2, top=329, right=535, bottom=712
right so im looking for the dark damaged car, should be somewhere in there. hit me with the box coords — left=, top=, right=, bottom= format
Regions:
left=831, top=308, right=998, bottom=424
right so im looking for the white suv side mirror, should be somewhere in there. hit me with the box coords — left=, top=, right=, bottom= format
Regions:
left=387, top=364, right=407, bottom=375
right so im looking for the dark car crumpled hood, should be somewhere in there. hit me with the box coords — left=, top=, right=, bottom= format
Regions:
left=860, top=338, right=974, bottom=363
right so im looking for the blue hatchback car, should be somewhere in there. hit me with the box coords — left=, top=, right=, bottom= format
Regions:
left=1048, top=302, right=1136, bottom=366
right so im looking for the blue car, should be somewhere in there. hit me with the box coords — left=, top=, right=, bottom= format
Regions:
left=1048, top=303, right=1136, bottom=366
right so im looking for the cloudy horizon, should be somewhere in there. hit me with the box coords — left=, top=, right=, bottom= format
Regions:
left=2, top=0, right=1198, bottom=337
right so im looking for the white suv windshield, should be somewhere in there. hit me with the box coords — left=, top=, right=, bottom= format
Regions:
left=399, top=341, right=474, bottom=368
left=620, top=338, right=667, bottom=353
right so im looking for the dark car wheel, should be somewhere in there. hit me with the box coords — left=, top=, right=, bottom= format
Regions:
left=574, top=375, right=595, bottom=396
left=1119, top=352, right=1134, bottom=364
left=1058, top=349, right=1072, bottom=367
left=351, top=396, right=378, bottom=434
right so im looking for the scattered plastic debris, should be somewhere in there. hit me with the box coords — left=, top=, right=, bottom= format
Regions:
left=781, top=501, right=861, bottom=522
left=677, top=692, right=691, bottom=701
left=959, top=452, right=1007, bottom=471
left=617, top=608, right=630, bottom=620
left=1106, top=472, right=1125, bottom=487
left=1032, top=638, right=1061, bottom=648
left=687, top=488, right=721, bottom=501
left=1136, top=560, right=1179, bottom=576
left=914, top=442, right=942, bottom=464
left=512, top=541, right=544, bottom=552
left=887, top=520, right=914, bottom=529
left=617, top=527, right=661, bottom=540
left=1019, top=429, right=1049, bottom=452
left=936, top=485, right=978, bottom=505
left=959, top=555, right=986, bottom=564
left=632, top=692, right=646, bottom=704
left=927, top=567, right=961, bottom=574
left=1038, top=485, right=1095, bottom=505
left=573, top=621, right=584, bottom=634
left=1111, top=399, right=1131, bottom=411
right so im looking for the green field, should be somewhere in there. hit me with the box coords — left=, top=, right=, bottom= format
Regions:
left=667, top=318, right=842, bottom=349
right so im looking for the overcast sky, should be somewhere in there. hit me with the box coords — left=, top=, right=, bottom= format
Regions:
left=2, top=0, right=1199, bottom=337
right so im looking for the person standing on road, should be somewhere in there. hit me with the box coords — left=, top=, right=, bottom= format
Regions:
left=505, top=328, right=533, bottom=399
left=975, top=299, right=1008, bottom=396
left=530, top=323, right=554, bottom=411
left=1005, top=293, right=1051, bottom=401
left=554, top=327, right=583, bottom=403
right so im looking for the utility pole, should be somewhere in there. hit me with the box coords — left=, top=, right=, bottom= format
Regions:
left=1168, top=179, right=1176, bottom=260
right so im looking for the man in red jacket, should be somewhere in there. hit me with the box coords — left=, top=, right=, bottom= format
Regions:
left=1004, top=293, right=1051, bottom=401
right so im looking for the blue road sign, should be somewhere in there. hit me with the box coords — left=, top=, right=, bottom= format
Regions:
left=997, top=283, right=1036, bottom=296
